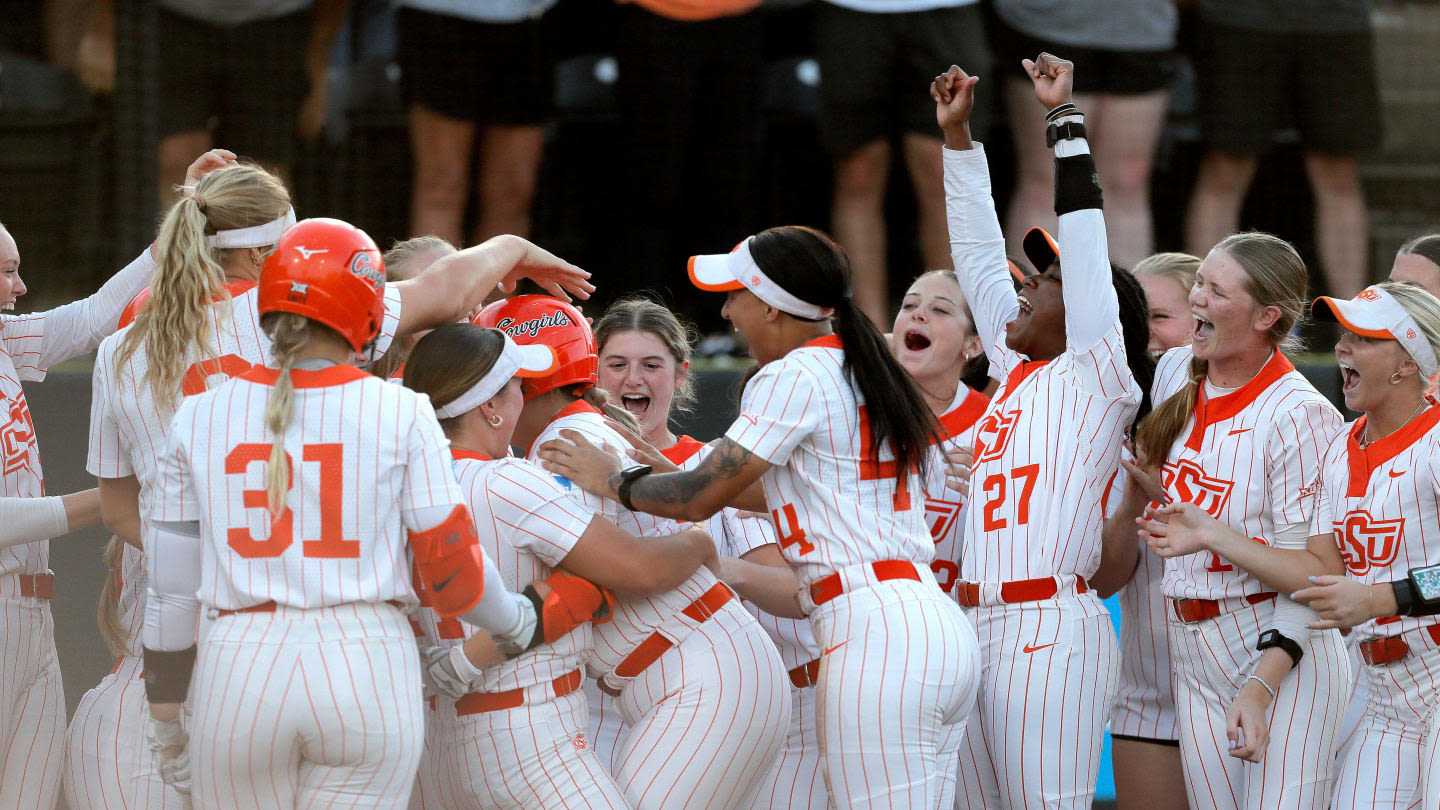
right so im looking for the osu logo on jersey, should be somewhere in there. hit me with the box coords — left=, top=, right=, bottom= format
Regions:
left=974, top=409, right=1020, bottom=463
left=1336, top=510, right=1404, bottom=575
left=495, top=310, right=573, bottom=339
left=1162, top=459, right=1235, bottom=518
left=925, top=497, right=962, bottom=541
left=0, top=393, right=34, bottom=476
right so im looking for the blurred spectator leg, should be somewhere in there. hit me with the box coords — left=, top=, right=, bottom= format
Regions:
left=408, top=104, right=475, bottom=245
left=1002, top=75, right=1056, bottom=261
left=475, top=124, right=545, bottom=242
left=1090, top=89, right=1167, bottom=267
left=157, top=130, right=212, bottom=208
left=901, top=134, right=952, bottom=274
left=831, top=140, right=891, bottom=324
left=1304, top=153, right=1369, bottom=295
left=1184, top=150, right=1257, bottom=259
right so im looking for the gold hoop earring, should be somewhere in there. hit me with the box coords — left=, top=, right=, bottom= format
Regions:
left=1391, top=371, right=1404, bottom=385
left=488, top=414, right=504, bottom=428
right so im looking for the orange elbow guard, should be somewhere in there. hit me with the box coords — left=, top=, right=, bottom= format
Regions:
left=522, top=572, right=618, bottom=648
left=409, top=503, right=485, bottom=618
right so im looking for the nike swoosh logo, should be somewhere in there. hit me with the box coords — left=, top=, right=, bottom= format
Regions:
left=822, top=642, right=847, bottom=656
left=1390, top=470, right=1406, bottom=478
left=1022, top=642, right=1058, bottom=654
left=432, top=571, right=459, bottom=592
left=1227, top=428, right=1251, bottom=436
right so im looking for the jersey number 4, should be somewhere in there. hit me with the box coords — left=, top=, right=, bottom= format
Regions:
left=981, top=463, right=1040, bottom=531
left=225, top=443, right=359, bottom=559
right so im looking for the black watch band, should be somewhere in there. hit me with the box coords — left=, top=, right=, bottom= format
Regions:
left=1393, top=578, right=1418, bottom=617
left=617, top=465, right=653, bottom=512
left=1256, top=629, right=1303, bottom=669
left=1046, top=120, right=1087, bottom=148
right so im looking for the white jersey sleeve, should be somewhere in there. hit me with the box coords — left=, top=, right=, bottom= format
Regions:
left=725, top=360, right=821, bottom=466
left=944, top=144, right=1021, bottom=379
left=481, top=458, right=592, bottom=567
left=151, top=402, right=201, bottom=524
left=0, top=248, right=155, bottom=381
left=1264, top=398, right=1339, bottom=527
left=86, top=342, right=132, bottom=478
left=399, top=396, right=465, bottom=529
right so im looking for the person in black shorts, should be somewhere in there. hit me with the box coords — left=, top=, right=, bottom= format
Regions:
left=990, top=0, right=1177, bottom=269
left=814, top=0, right=990, bottom=324
left=1185, top=0, right=1383, bottom=297
left=396, top=0, right=555, bottom=246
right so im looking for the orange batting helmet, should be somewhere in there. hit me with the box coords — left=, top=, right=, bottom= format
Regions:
left=257, top=218, right=386, bottom=353
left=472, top=295, right=596, bottom=400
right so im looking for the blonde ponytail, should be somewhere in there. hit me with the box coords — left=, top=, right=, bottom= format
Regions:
left=115, top=165, right=290, bottom=410
left=262, top=312, right=310, bottom=518
left=97, top=535, right=130, bottom=657
left=582, top=386, right=643, bottom=437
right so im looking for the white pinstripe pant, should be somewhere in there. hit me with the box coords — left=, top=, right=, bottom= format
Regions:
left=0, top=593, right=64, bottom=810
left=190, top=602, right=424, bottom=810
left=747, top=683, right=830, bottom=810
left=1167, top=601, right=1348, bottom=810
left=610, top=601, right=789, bottom=810
left=1333, top=636, right=1440, bottom=810
left=408, top=698, right=457, bottom=810
left=810, top=576, right=979, bottom=810
left=954, top=590, right=1118, bottom=810
left=584, top=677, right=627, bottom=775
left=63, top=655, right=187, bottom=810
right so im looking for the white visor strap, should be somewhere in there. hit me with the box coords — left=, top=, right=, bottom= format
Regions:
left=205, top=207, right=297, bottom=250
left=433, top=334, right=535, bottom=419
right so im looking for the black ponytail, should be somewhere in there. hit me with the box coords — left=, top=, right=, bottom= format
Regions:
left=749, top=226, right=942, bottom=478
left=1112, top=263, right=1154, bottom=431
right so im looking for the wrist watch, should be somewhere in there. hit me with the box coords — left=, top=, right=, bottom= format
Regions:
left=617, top=464, right=653, bottom=512
left=1407, top=562, right=1440, bottom=612
left=1255, top=629, right=1303, bottom=669
left=1046, top=120, right=1087, bottom=148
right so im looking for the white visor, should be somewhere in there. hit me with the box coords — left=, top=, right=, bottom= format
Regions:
left=1313, top=285, right=1438, bottom=379
left=688, top=237, right=835, bottom=321
left=433, top=332, right=558, bottom=419
left=205, top=207, right=297, bottom=250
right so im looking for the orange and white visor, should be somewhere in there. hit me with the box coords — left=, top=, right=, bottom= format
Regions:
left=688, top=237, right=835, bottom=321
left=433, top=332, right=557, bottom=419
left=1313, top=285, right=1437, bottom=378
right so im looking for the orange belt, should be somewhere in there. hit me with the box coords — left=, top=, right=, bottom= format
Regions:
left=17, top=573, right=54, bottom=599
left=809, top=561, right=921, bottom=607
left=215, top=599, right=403, bottom=618
left=613, top=583, right=734, bottom=680
left=454, top=669, right=584, bottom=716
left=788, top=658, right=820, bottom=689
left=1171, top=592, right=1276, bottom=624
left=956, top=576, right=1088, bottom=607
left=1359, top=625, right=1440, bottom=666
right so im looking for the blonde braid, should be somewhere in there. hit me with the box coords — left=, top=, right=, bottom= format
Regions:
left=96, top=535, right=130, bottom=657
left=262, top=313, right=310, bottom=517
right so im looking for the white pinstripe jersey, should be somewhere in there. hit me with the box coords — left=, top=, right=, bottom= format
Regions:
left=725, top=336, right=934, bottom=589
left=923, top=385, right=988, bottom=599
left=665, top=437, right=820, bottom=672
left=1152, top=345, right=1342, bottom=600
left=1310, top=402, right=1440, bottom=642
left=527, top=401, right=729, bottom=678
left=150, top=364, right=461, bottom=610
left=88, top=283, right=403, bottom=643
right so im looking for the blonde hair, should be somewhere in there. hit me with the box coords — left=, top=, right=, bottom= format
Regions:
left=97, top=535, right=129, bottom=656
left=370, top=235, right=457, bottom=380
left=1132, top=252, right=1201, bottom=295
left=593, top=296, right=699, bottom=414
left=581, top=386, right=643, bottom=436
left=1136, top=233, right=1308, bottom=465
left=260, top=312, right=311, bottom=516
left=1374, top=280, right=1440, bottom=380
left=115, top=165, right=290, bottom=410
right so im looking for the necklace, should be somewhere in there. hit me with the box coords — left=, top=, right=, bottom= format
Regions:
left=1360, top=398, right=1428, bottom=449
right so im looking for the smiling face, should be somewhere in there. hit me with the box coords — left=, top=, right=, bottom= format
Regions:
left=722, top=288, right=781, bottom=363
left=1139, top=273, right=1192, bottom=358
left=599, top=329, right=687, bottom=439
left=0, top=227, right=26, bottom=311
left=1003, top=262, right=1065, bottom=358
left=1334, top=329, right=1412, bottom=413
left=1189, top=250, right=1275, bottom=363
left=1390, top=252, right=1440, bottom=300
left=892, top=273, right=981, bottom=383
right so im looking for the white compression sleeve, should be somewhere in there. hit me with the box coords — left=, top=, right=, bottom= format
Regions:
left=0, top=496, right=68, bottom=549
left=408, top=503, right=537, bottom=649
left=142, top=520, right=203, bottom=652
left=1266, top=522, right=1324, bottom=643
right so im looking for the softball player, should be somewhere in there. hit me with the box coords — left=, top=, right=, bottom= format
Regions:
left=934, top=56, right=1156, bottom=808
left=477, top=294, right=790, bottom=810
left=539, top=224, right=980, bottom=809
left=1132, top=231, right=1349, bottom=810
left=138, top=218, right=607, bottom=809
left=593, top=297, right=830, bottom=810
left=0, top=203, right=169, bottom=809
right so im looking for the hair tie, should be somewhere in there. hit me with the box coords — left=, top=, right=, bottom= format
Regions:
left=192, top=193, right=207, bottom=211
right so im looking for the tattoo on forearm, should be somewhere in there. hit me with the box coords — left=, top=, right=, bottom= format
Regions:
left=633, top=438, right=755, bottom=508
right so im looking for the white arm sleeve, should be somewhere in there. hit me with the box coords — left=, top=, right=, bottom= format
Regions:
left=142, top=520, right=202, bottom=652
left=1052, top=125, right=1120, bottom=355
left=944, top=144, right=1021, bottom=375
left=0, top=496, right=69, bottom=550
left=1266, top=522, right=1324, bottom=643
left=408, top=502, right=535, bottom=646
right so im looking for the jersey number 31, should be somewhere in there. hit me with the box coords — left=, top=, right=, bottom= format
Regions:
left=224, top=442, right=359, bottom=559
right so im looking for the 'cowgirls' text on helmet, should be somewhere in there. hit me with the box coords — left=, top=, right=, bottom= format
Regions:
left=257, top=218, right=386, bottom=353
left=472, top=295, right=596, bottom=400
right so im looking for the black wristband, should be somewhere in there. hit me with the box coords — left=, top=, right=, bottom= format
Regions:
left=617, top=465, right=653, bottom=513
left=1255, top=629, right=1303, bottom=669
left=1394, top=577, right=1424, bottom=617
left=1045, top=103, right=1079, bottom=122
left=1053, top=153, right=1104, bottom=216
left=143, top=645, right=197, bottom=704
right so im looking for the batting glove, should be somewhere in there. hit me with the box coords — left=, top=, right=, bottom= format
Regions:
left=422, top=645, right=485, bottom=700
left=145, top=716, right=191, bottom=797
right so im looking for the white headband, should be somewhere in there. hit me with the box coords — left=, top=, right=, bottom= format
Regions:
left=688, top=238, right=835, bottom=321
left=205, top=207, right=296, bottom=249
left=1313, top=285, right=1439, bottom=379
left=433, top=333, right=557, bottom=420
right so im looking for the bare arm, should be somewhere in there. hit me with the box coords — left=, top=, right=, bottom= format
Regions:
left=100, top=475, right=143, bottom=549
left=560, top=518, right=716, bottom=598
left=61, top=488, right=102, bottom=534
left=718, top=544, right=805, bottom=619
left=1091, top=458, right=1166, bottom=598
left=1141, top=503, right=1344, bottom=595
left=1224, top=648, right=1292, bottom=763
